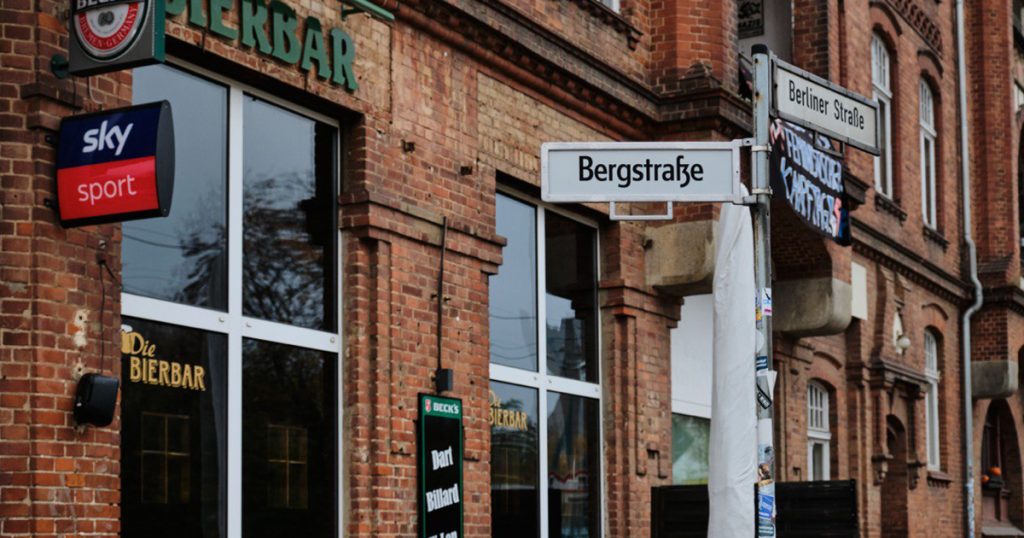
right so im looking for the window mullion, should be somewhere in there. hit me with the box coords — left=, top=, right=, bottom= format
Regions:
left=535, top=206, right=549, bottom=538
left=227, top=85, right=245, bottom=538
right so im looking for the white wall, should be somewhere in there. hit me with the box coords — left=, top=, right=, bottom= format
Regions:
left=670, top=294, right=714, bottom=419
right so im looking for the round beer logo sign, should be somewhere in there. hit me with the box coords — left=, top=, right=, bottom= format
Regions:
left=74, top=0, right=148, bottom=60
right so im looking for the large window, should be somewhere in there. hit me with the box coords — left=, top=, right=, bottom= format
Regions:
left=122, top=63, right=341, bottom=538
left=924, top=330, right=941, bottom=470
left=669, top=294, right=712, bottom=485
left=672, top=414, right=710, bottom=485
left=489, top=191, right=602, bottom=538
left=919, top=81, right=938, bottom=228
left=872, top=34, right=894, bottom=199
left=807, top=381, right=831, bottom=481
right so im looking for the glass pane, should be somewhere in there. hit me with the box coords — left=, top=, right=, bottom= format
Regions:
left=671, top=414, right=710, bottom=485
left=243, top=97, right=337, bottom=331
left=242, top=339, right=336, bottom=537
left=812, top=443, right=824, bottom=480
left=547, top=392, right=600, bottom=538
left=126, top=65, right=228, bottom=310
left=545, top=212, right=598, bottom=382
left=490, top=381, right=539, bottom=538
left=490, top=195, right=538, bottom=371
left=121, top=317, right=227, bottom=537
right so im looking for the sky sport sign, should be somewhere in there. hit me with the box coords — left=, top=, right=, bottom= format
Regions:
left=56, top=101, right=174, bottom=227
left=541, top=141, right=743, bottom=203
left=773, top=59, right=880, bottom=155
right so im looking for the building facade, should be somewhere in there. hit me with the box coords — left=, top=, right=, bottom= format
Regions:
left=1, top=0, right=1022, bottom=537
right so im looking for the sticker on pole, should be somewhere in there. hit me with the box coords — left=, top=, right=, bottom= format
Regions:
left=541, top=141, right=744, bottom=203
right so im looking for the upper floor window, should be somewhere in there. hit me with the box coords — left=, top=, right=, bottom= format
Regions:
left=924, top=330, right=941, bottom=469
left=919, top=81, right=938, bottom=228
left=872, top=34, right=894, bottom=199
left=807, top=381, right=831, bottom=480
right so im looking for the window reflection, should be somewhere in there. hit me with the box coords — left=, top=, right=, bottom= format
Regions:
left=671, top=414, right=710, bottom=485
left=141, top=413, right=191, bottom=504
left=490, top=195, right=538, bottom=371
left=242, top=97, right=336, bottom=332
left=242, top=339, right=336, bottom=537
left=547, top=392, right=600, bottom=538
left=126, top=65, right=228, bottom=310
left=490, top=381, right=539, bottom=538
left=120, top=317, right=227, bottom=538
left=545, top=212, right=598, bottom=382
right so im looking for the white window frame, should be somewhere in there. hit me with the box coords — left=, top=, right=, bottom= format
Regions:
left=121, top=59, right=345, bottom=538
left=919, top=80, right=938, bottom=228
left=924, top=330, right=941, bottom=470
left=807, top=381, right=831, bottom=481
left=489, top=188, right=605, bottom=538
left=872, top=34, right=894, bottom=199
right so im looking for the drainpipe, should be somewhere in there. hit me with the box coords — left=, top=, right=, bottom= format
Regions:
left=955, top=1, right=983, bottom=536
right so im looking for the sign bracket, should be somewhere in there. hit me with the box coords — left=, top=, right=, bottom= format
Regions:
left=608, top=201, right=674, bottom=221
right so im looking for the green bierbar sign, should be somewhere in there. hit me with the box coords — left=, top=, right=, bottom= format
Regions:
left=419, top=394, right=463, bottom=538
left=166, top=0, right=359, bottom=91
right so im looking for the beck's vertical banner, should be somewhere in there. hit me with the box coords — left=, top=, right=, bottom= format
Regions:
left=419, top=394, right=463, bottom=538
left=769, top=119, right=851, bottom=245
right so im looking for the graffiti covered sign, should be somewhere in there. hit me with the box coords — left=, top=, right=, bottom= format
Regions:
left=769, top=119, right=850, bottom=246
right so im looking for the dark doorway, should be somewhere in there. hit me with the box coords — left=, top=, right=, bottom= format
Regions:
left=880, top=417, right=909, bottom=537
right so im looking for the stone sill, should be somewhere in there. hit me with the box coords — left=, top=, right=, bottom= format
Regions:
left=927, top=469, right=952, bottom=488
left=923, top=225, right=949, bottom=250
left=564, top=0, right=643, bottom=49
left=874, top=194, right=907, bottom=222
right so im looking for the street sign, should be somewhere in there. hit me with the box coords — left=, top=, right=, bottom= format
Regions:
left=541, top=141, right=743, bottom=203
left=772, top=58, right=880, bottom=155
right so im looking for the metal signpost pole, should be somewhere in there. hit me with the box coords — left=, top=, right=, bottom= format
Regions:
left=752, top=45, right=777, bottom=538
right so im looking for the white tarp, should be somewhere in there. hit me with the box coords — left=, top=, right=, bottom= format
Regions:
left=707, top=194, right=757, bottom=537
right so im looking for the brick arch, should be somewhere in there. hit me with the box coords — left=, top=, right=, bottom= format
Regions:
left=808, top=354, right=845, bottom=478
left=870, top=2, right=905, bottom=39
left=881, top=414, right=911, bottom=535
left=977, top=399, right=1024, bottom=528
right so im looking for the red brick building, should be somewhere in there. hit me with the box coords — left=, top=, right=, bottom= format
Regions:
left=0, top=0, right=1022, bottom=536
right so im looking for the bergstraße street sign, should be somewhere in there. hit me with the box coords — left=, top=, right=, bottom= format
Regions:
left=541, top=140, right=744, bottom=204
left=772, top=58, right=880, bottom=155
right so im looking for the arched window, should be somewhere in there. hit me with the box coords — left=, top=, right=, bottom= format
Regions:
left=807, top=381, right=831, bottom=480
left=924, top=330, right=941, bottom=469
left=872, top=34, right=894, bottom=198
left=919, top=81, right=938, bottom=228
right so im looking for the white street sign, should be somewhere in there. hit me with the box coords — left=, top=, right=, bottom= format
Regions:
left=541, top=141, right=743, bottom=203
left=773, top=59, right=880, bottom=155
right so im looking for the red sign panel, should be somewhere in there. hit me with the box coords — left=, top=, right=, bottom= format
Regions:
left=57, top=156, right=159, bottom=221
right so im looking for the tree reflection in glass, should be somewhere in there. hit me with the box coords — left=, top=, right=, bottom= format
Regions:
left=242, top=97, right=336, bottom=332
left=126, top=65, right=228, bottom=310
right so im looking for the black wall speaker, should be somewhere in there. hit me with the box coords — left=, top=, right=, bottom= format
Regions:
left=73, top=373, right=119, bottom=427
